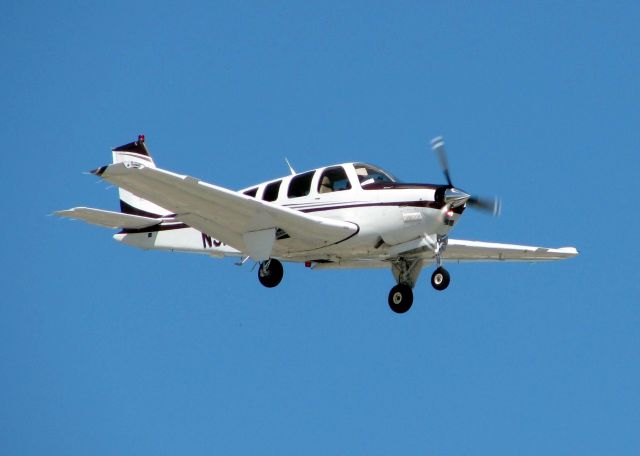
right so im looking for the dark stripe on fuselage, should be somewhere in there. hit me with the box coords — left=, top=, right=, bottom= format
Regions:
left=117, top=201, right=463, bottom=235
left=284, top=200, right=361, bottom=209
left=295, top=223, right=361, bottom=253
left=299, top=200, right=446, bottom=213
left=119, top=222, right=190, bottom=234
left=362, top=182, right=443, bottom=190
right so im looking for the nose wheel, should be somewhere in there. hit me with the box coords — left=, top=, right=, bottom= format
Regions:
left=431, top=267, right=450, bottom=291
left=388, top=284, right=413, bottom=313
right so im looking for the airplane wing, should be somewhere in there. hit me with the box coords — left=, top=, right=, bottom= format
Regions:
left=92, top=163, right=358, bottom=257
left=54, top=207, right=163, bottom=229
left=443, top=239, right=578, bottom=262
left=312, top=239, right=577, bottom=270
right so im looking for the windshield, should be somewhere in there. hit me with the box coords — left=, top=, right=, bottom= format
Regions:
left=354, top=163, right=398, bottom=187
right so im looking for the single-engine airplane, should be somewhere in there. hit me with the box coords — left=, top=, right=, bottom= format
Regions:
left=56, top=135, right=578, bottom=313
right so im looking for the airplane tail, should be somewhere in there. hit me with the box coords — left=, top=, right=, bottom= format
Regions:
left=111, top=135, right=172, bottom=218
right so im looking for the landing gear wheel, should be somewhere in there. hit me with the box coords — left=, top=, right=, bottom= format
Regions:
left=431, top=267, right=450, bottom=291
left=388, top=284, right=413, bottom=313
left=258, top=259, right=284, bottom=288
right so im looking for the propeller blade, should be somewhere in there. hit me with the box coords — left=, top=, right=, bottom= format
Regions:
left=468, top=195, right=502, bottom=216
left=430, top=136, right=453, bottom=187
left=430, top=136, right=501, bottom=217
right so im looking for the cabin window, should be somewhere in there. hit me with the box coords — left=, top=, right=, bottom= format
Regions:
left=354, top=163, right=396, bottom=188
left=287, top=171, right=315, bottom=198
left=317, top=166, right=352, bottom=194
left=243, top=187, right=258, bottom=198
left=262, top=180, right=281, bottom=202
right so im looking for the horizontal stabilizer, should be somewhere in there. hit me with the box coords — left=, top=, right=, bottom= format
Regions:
left=55, top=207, right=163, bottom=229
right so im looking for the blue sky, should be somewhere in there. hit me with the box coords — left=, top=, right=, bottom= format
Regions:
left=2, top=1, right=639, bottom=454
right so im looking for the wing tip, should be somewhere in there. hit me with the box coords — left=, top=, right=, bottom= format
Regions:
left=553, top=246, right=579, bottom=257
left=54, top=208, right=78, bottom=218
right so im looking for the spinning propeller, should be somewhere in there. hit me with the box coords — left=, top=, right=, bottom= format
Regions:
left=430, top=136, right=501, bottom=216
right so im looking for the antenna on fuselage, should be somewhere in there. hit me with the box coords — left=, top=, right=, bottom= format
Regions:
left=284, top=157, right=296, bottom=175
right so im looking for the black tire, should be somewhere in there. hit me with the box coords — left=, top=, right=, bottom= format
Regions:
left=431, top=267, right=450, bottom=291
left=258, top=259, right=284, bottom=288
left=388, top=284, right=413, bottom=313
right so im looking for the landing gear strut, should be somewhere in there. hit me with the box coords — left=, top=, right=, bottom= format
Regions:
left=258, top=258, right=283, bottom=288
left=388, top=258, right=422, bottom=313
left=431, top=235, right=451, bottom=291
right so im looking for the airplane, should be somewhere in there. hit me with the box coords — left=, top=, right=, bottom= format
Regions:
left=56, top=135, right=578, bottom=313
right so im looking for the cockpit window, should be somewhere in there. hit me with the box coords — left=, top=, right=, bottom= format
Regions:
left=318, top=166, right=352, bottom=194
left=243, top=187, right=258, bottom=198
left=262, top=180, right=281, bottom=202
left=354, top=163, right=397, bottom=187
left=287, top=171, right=315, bottom=198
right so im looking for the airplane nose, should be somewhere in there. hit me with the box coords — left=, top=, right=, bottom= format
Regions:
left=443, top=188, right=471, bottom=207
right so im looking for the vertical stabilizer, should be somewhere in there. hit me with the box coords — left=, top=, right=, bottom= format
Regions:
left=112, top=135, right=171, bottom=218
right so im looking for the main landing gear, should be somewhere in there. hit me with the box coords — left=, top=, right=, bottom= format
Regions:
left=388, top=284, right=413, bottom=313
left=387, top=237, right=451, bottom=313
left=258, top=258, right=283, bottom=288
left=388, top=258, right=422, bottom=314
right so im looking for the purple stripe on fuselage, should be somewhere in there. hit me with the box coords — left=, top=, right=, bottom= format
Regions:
left=299, top=200, right=445, bottom=213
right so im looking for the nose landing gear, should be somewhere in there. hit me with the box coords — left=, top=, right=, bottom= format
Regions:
left=431, top=235, right=450, bottom=291
left=431, top=267, right=450, bottom=291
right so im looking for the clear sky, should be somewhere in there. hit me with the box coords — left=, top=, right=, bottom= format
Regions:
left=2, top=1, right=639, bottom=454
